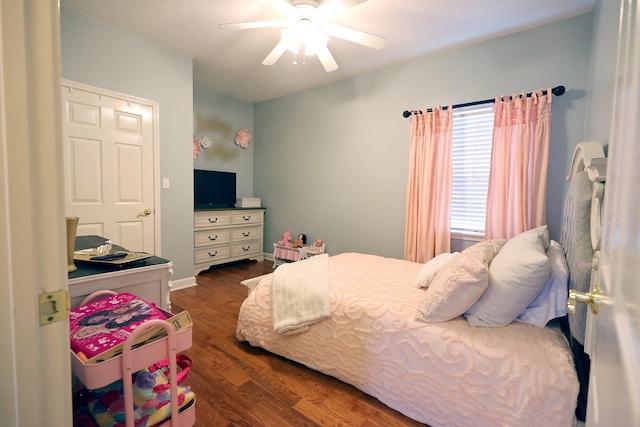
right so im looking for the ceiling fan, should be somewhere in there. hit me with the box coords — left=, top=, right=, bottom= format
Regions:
left=219, top=0, right=385, bottom=72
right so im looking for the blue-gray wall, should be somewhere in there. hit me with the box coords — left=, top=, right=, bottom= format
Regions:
left=254, top=13, right=594, bottom=258
left=584, top=0, right=620, bottom=145
left=61, top=6, right=194, bottom=281
left=193, top=83, right=254, bottom=199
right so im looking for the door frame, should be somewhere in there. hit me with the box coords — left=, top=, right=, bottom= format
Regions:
left=61, top=78, right=162, bottom=256
left=0, top=1, right=72, bottom=425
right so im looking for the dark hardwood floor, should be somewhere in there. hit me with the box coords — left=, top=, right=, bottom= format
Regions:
left=169, top=259, right=426, bottom=427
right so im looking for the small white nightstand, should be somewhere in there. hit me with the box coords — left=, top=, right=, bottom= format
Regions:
left=272, top=243, right=326, bottom=268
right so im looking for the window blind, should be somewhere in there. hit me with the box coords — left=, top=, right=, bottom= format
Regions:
left=451, top=104, right=494, bottom=235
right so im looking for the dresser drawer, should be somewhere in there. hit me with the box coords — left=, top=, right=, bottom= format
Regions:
left=194, top=229, right=230, bottom=247
left=195, top=245, right=230, bottom=264
left=231, top=241, right=261, bottom=257
left=231, top=211, right=263, bottom=225
left=194, top=212, right=231, bottom=228
left=230, top=226, right=261, bottom=242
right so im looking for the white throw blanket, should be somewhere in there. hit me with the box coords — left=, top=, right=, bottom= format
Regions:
left=272, top=253, right=330, bottom=335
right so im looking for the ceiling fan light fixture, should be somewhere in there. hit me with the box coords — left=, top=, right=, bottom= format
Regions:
left=281, top=21, right=328, bottom=59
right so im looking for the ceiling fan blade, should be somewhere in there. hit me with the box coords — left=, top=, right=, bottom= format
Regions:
left=219, top=20, right=288, bottom=30
left=316, top=44, right=338, bottom=72
left=321, top=23, right=385, bottom=50
left=262, top=40, right=288, bottom=65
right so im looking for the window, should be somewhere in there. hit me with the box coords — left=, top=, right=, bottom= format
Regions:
left=451, top=104, right=494, bottom=236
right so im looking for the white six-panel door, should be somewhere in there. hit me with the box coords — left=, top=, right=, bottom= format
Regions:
left=62, top=80, right=160, bottom=253
left=586, top=0, right=640, bottom=425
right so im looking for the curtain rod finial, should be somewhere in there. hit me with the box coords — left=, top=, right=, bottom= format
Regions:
left=403, top=110, right=412, bottom=118
left=552, top=86, right=565, bottom=96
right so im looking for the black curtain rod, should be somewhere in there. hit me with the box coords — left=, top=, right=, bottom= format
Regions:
left=402, top=85, right=566, bottom=118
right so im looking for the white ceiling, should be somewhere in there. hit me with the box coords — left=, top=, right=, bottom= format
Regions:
left=60, top=0, right=596, bottom=103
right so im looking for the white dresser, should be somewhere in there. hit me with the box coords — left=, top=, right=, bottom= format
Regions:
left=194, top=208, right=265, bottom=275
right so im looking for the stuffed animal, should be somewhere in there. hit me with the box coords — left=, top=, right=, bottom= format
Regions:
left=132, top=370, right=159, bottom=410
left=277, top=231, right=292, bottom=247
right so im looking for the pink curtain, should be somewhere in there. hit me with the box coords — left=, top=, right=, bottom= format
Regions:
left=485, top=89, right=552, bottom=239
left=404, top=107, right=453, bottom=263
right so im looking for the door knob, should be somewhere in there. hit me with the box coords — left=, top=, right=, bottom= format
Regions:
left=568, top=288, right=611, bottom=315
left=141, top=208, right=152, bottom=216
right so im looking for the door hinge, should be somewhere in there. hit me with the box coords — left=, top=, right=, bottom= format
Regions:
left=39, top=290, right=70, bottom=326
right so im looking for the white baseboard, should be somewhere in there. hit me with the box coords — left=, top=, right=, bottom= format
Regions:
left=171, top=254, right=272, bottom=294
left=170, top=276, right=197, bottom=292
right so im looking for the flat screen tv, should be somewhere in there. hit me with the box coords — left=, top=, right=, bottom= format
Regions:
left=194, top=169, right=236, bottom=209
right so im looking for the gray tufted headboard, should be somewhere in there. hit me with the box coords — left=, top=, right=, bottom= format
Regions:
left=560, top=141, right=607, bottom=345
left=560, top=170, right=593, bottom=345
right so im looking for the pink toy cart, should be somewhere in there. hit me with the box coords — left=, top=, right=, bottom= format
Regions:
left=71, top=290, right=196, bottom=426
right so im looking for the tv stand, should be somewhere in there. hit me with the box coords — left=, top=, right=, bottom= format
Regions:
left=193, top=208, right=265, bottom=275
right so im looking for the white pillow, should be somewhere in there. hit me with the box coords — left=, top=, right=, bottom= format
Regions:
left=464, top=227, right=551, bottom=327
left=516, top=240, right=569, bottom=326
left=413, top=252, right=460, bottom=288
left=415, top=240, right=505, bottom=323
left=534, top=225, right=551, bottom=251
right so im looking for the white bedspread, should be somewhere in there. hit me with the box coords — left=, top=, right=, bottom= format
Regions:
left=237, top=253, right=579, bottom=427
left=272, top=253, right=330, bottom=335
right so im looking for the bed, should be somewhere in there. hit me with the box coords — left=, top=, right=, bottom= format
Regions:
left=236, top=142, right=606, bottom=427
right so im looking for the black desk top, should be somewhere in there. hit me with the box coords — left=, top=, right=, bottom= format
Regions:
left=68, top=235, right=170, bottom=280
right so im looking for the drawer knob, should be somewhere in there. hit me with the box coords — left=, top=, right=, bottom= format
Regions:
left=242, top=246, right=250, bottom=251
left=242, top=232, right=250, bottom=237
left=208, top=217, right=218, bottom=223
left=242, top=216, right=251, bottom=221
left=208, top=235, right=218, bottom=241
left=208, top=251, right=218, bottom=257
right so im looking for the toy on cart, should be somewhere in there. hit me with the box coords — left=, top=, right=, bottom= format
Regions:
left=69, top=292, right=168, bottom=359
left=70, top=290, right=196, bottom=427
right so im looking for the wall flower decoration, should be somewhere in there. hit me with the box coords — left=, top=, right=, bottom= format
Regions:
left=235, top=129, right=252, bottom=149
left=193, top=136, right=202, bottom=160
left=193, top=136, right=212, bottom=159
